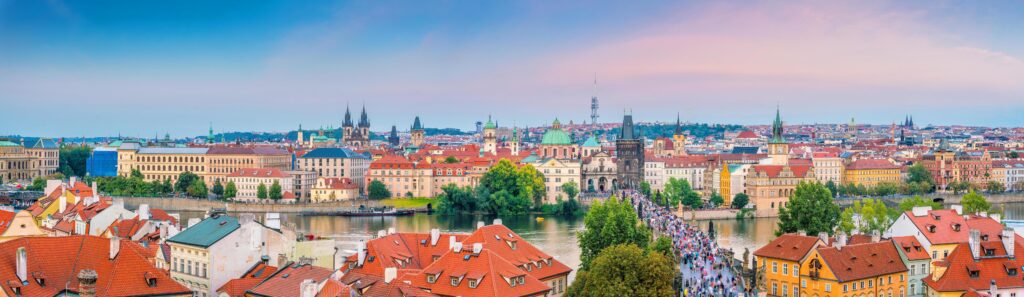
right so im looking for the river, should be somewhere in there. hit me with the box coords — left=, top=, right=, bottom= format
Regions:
left=170, top=202, right=1024, bottom=281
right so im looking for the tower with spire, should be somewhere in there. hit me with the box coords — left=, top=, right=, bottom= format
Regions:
left=482, top=115, right=497, bottom=155
left=410, top=116, right=425, bottom=147
left=768, top=107, right=789, bottom=165
left=342, top=104, right=371, bottom=148
left=296, top=124, right=305, bottom=147
left=590, top=74, right=599, bottom=132
left=672, top=113, right=687, bottom=156
left=208, top=122, right=215, bottom=144
left=510, top=126, right=520, bottom=156
left=388, top=125, right=400, bottom=147
left=615, top=110, right=644, bottom=190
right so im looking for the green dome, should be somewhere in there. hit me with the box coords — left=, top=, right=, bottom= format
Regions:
left=581, top=135, right=600, bottom=147
left=0, top=141, right=18, bottom=147
left=541, top=127, right=572, bottom=146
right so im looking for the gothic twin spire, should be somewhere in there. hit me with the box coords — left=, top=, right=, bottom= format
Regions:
left=343, top=104, right=370, bottom=128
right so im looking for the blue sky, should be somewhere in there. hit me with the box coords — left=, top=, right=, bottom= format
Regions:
left=1, top=0, right=1023, bottom=137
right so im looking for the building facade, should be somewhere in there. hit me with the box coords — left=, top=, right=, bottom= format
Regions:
left=615, top=113, right=644, bottom=190
left=297, top=147, right=371, bottom=189
left=747, top=164, right=815, bottom=217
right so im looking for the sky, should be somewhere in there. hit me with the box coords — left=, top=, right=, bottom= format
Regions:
left=1, top=0, right=1023, bottom=137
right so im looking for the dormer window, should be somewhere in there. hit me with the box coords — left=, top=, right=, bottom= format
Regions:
left=985, top=249, right=996, bottom=256
left=427, top=274, right=437, bottom=283
left=468, top=279, right=479, bottom=288
left=451, top=276, right=461, bottom=286
left=981, top=235, right=990, bottom=241
left=952, top=224, right=961, bottom=232
left=927, top=225, right=936, bottom=233
left=1009, top=268, right=1018, bottom=276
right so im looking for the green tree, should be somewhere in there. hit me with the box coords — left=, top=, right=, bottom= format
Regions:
left=130, top=169, right=144, bottom=180
left=898, top=195, right=942, bottom=212
left=961, top=190, right=991, bottom=214
left=211, top=180, right=224, bottom=196
left=949, top=180, right=970, bottom=194
left=162, top=178, right=173, bottom=193
left=566, top=244, right=674, bottom=297
left=187, top=181, right=208, bottom=198
left=986, top=181, right=1006, bottom=193
left=443, top=156, right=459, bottom=163
left=224, top=181, right=238, bottom=199
left=368, top=180, right=391, bottom=200
left=257, top=183, right=268, bottom=199
left=709, top=192, right=724, bottom=207
left=476, top=159, right=546, bottom=211
left=27, top=177, right=46, bottom=191
left=436, top=184, right=477, bottom=214
left=665, top=177, right=700, bottom=208
left=269, top=180, right=282, bottom=200
left=577, top=196, right=651, bottom=269
left=872, top=181, right=900, bottom=196
left=1010, top=151, right=1020, bottom=159
left=731, top=193, right=750, bottom=209
left=838, top=208, right=856, bottom=235
left=777, top=182, right=840, bottom=236
left=58, top=146, right=92, bottom=177
left=847, top=198, right=898, bottom=234
left=825, top=180, right=838, bottom=197
left=907, top=164, right=934, bottom=186
left=561, top=181, right=580, bottom=200
left=639, top=181, right=652, bottom=197
left=174, top=171, right=200, bottom=193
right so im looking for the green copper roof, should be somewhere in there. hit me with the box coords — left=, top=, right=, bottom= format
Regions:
left=770, top=107, right=786, bottom=144
left=582, top=135, right=600, bottom=147
left=0, top=141, right=19, bottom=147
left=521, top=152, right=540, bottom=163
left=541, top=120, right=572, bottom=145
left=484, top=116, right=496, bottom=129
left=168, top=214, right=239, bottom=248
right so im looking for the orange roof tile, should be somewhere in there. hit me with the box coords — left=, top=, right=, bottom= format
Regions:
left=754, top=234, right=821, bottom=262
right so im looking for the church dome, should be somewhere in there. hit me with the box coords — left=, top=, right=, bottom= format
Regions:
left=541, top=119, right=572, bottom=146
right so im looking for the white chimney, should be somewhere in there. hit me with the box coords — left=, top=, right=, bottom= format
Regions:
left=300, top=279, right=318, bottom=297
left=472, top=243, right=483, bottom=254
left=981, top=211, right=988, bottom=218
left=476, top=221, right=485, bottom=229
left=818, top=232, right=828, bottom=244
left=430, top=229, right=440, bottom=246
left=91, top=182, right=99, bottom=200
left=797, top=230, right=806, bottom=236
left=387, top=227, right=395, bottom=235
left=991, top=213, right=1002, bottom=223
left=836, top=231, right=848, bottom=251
left=58, top=195, right=67, bottom=213
left=139, top=204, right=150, bottom=221
left=187, top=218, right=200, bottom=229
left=70, top=176, right=78, bottom=186
left=44, top=180, right=62, bottom=195
left=871, top=230, right=881, bottom=243
left=991, top=280, right=998, bottom=297
left=969, top=229, right=981, bottom=259
left=109, top=237, right=121, bottom=260
left=16, top=247, right=27, bottom=282
left=493, top=218, right=503, bottom=225
left=357, top=241, right=366, bottom=266
left=159, top=224, right=169, bottom=242
left=265, top=213, right=281, bottom=230
left=453, top=242, right=463, bottom=253
left=1003, top=228, right=1016, bottom=258
left=951, top=205, right=963, bottom=215
left=448, top=235, right=456, bottom=248
left=377, top=230, right=386, bottom=238
left=384, top=267, right=397, bottom=283
left=911, top=206, right=930, bottom=217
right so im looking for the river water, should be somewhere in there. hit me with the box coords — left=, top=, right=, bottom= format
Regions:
left=174, top=202, right=1024, bottom=281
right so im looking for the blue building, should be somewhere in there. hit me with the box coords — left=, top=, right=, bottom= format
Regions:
left=86, top=147, right=118, bottom=177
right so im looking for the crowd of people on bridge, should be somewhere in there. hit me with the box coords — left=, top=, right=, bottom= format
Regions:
left=624, top=190, right=753, bottom=297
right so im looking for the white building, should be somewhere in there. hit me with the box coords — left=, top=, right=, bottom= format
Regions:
left=226, top=168, right=295, bottom=201
left=297, top=147, right=371, bottom=189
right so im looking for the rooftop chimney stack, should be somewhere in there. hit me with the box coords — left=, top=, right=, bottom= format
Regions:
left=357, top=241, right=366, bottom=266
left=951, top=205, right=963, bottom=215
left=453, top=242, right=463, bottom=253
left=430, top=229, right=440, bottom=246
left=818, top=232, right=828, bottom=244
left=1003, top=228, right=1016, bottom=259
left=78, top=269, right=98, bottom=297
left=969, top=229, right=981, bottom=260
left=109, top=236, right=121, bottom=260
left=449, top=235, right=456, bottom=248
left=139, top=204, right=150, bottom=221
left=384, top=267, right=398, bottom=283
left=15, top=247, right=27, bottom=283
left=300, top=279, right=318, bottom=297
left=387, top=227, right=395, bottom=235
left=797, top=230, right=806, bottom=236
left=991, top=280, right=998, bottom=297
left=836, top=231, right=848, bottom=251
left=91, top=182, right=99, bottom=200
left=871, top=230, right=881, bottom=243
left=473, top=243, right=483, bottom=254
left=476, top=221, right=485, bottom=229
left=265, top=213, right=281, bottom=230
left=911, top=206, right=930, bottom=217
left=493, top=218, right=503, bottom=225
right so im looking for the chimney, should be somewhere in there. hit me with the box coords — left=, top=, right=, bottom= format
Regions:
left=476, top=221, right=485, bottom=229
left=448, top=235, right=456, bottom=248
left=58, top=195, right=67, bottom=214
left=911, top=206, right=930, bottom=217
left=951, top=205, right=963, bottom=215
left=278, top=254, right=289, bottom=267
left=377, top=230, right=386, bottom=238
left=187, top=218, right=200, bottom=229
left=159, top=224, right=169, bottom=241
left=453, top=242, right=463, bottom=253
left=109, top=237, right=121, bottom=260
left=387, top=227, right=395, bottom=235
left=384, top=267, right=397, bottom=283
left=836, top=231, right=848, bottom=251
left=818, top=232, right=828, bottom=244
left=871, top=230, right=881, bottom=243
left=356, top=241, right=366, bottom=266
left=70, top=176, right=78, bottom=186
left=493, top=218, right=503, bottom=225
left=472, top=243, right=483, bottom=254
left=91, top=182, right=99, bottom=199
left=139, top=204, right=150, bottom=221
left=429, top=229, right=440, bottom=246
left=969, top=229, right=981, bottom=260
left=991, top=280, right=998, bottom=297
left=78, top=269, right=98, bottom=297
left=265, top=213, right=281, bottom=230
left=300, top=279, right=318, bottom=297
left=16, top=247, right=27, bottom=282
left=1003, top=228, right=1016, bottom=259
left=991, top=213, right=1002, bottom=223
left=797, top=230, right=806, bottom=236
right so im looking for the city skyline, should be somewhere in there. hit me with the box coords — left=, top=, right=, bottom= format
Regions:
left=2, top=0, right=1023, bottom=137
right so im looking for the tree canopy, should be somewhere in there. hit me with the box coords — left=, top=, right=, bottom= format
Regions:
left=368, top=180, right=391, bottom=200
left=269, top=180, right=283, bottom=200
left=731, top=193, right=749, bottom=209
left=566, top=244, right=675, bottom=297
left=777, top=181, right=840, bottom=236
left=961, top=190, right=992, bottom=214
left=224, top=181, right=238, bottom=199
left=58, top=146, right=91, bottom=177
left=577, top=196, right=651, bottom=269
left=664, top=178, right=700, bottom=209
left=257, top=183, right=268, bottom=199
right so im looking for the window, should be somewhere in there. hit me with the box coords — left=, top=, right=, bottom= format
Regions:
left=450, top=277, right=459, bottom=286
left=782, top=284, right=788, bottom=297
left=772, top=283, right=778, bottom=295
left=783, top=264, right=788, bottom=275
left=773, top=261, right=778, bottom=273
left=469, top=279, right=478, bottom=288
left=794, top=266, right=799, bottom=277
left=801, top=280, right=806, bottom=288
left=825, top=283, right=831, bottom=292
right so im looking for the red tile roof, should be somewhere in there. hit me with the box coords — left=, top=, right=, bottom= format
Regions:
left=462, top=225, right=572, bottom=281
left=216, top=262, right=278, bottom=297
left=319, top=178, right=359, bottom=190
left=736, top=130, right=760, bottom=139
left=400, top=249, right=551, bottom=297
left=0, top=210, right=15, bottom=234
left=750, top=165, right=812, bottom=179
left=754, top=234, right=822, bottom=262
left=815, top=241, right=907, bottom=282
left=923, top=240, right=1024, bottom=292
left=0, top=236, right=191, bottom=297
left=891, top=236, right=931, bottom=261
left=902, top=210, right=1006, bottom=245
left=207, top=146, right=290, bottom=155
left=248, top=263, right=333, bottom=297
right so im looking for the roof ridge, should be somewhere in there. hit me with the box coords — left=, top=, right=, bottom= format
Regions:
left=64, top=236, right=88, bottom=293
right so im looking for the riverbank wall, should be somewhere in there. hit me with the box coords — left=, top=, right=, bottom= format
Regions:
left=117, top=197, right=383, bottom=213
left=679, top=192, right=1024, bottom=220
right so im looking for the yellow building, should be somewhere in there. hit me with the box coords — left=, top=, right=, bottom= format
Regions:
left=310, top=177, right=359, bottom=202
left=117, top=144, right=293, bottom=187
left=0, top=138, right=58, bottom=182
left=843, top=159, right=901, bottom=187
left=204, top=147, right=291, bottom=184
left=746, top=165, right=815, bottom=217
left=0, top=210, right=47, bottom=242
left=801, top=239, right=908, bottom=297
left=754, top=233, right=824, bottom=297
left=27, top=182, right=91, bottom=226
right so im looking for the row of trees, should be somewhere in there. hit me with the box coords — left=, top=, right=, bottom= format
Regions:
left=778, top=180, right=998, bottom=236
left=435, top=159, right=582, bottom=216
left=92, top=169, right=234, bottom=199
left=567, top=196, right=675, bottom=297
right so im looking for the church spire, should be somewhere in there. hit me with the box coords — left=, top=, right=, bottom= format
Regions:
left=358, top=104, right=370, bottom=128
left=771, top=106, right=785, bottom=144
left=343, top=104, right=353, bottom=127
left=674, top=113, right=682, bottom=136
